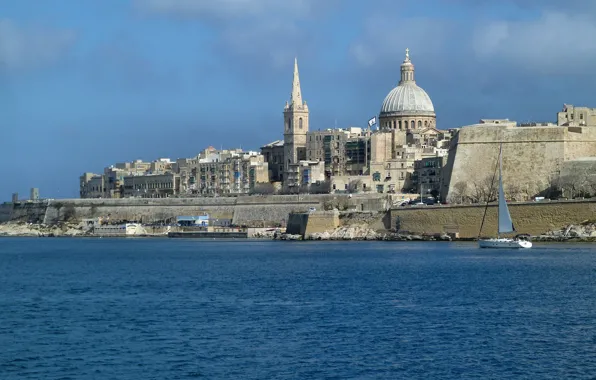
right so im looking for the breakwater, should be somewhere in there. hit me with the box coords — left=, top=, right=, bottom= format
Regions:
left=0, top=194, right=390, bottom=227
left=391, top=199, right=596, bottom=238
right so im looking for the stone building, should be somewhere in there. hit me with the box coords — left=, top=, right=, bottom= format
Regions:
left=80, top=173, right=105, bottom=198
left=122, top=173, right=180, bottom=198
left=413, top=154, right=448, bottom=197
left=283, top=58, right=309, bottom=178
left=306, top=127, right=371, bottom=177
left=557, top=104, right=596, bottom=126
left=379, top=49, right=436, bottom=132
left=188, top=150, right=269, bottom=196
left=260, top=140, right=284, bottom=182
left=285, top=160, right=326, bottom=192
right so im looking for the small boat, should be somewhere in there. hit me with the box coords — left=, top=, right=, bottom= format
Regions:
left=478, top=142, right=532, bottom=249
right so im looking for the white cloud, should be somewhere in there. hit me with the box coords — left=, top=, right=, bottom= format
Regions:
left=134, top=0, right=331, bottom=71
left=136, top=0, right=315, bottom=20
left=0, top=19, right=76, bottom=70
left=349, top=15, right=457, bottom=68
left=472, top=12, right=596, bottom=73
left=350, top=10, right=596, bottom=76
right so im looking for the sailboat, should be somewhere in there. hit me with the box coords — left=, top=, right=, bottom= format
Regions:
left=478, top=143, right=532, bottom=249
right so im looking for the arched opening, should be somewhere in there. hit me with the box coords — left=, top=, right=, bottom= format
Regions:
left=424, top=120, right=428, bottom=127
left=393, top=120, right=396, bottom=129
left=398, top=121, right=402, bottom=130
left=418, top=120, right=422, bottom=128
left=299, top=118, right=303, bottom=129
left=411, top=121, right=415, bottom=129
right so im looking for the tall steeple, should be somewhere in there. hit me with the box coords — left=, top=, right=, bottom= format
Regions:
left=399, top=48, right=415, bottom=85
left=291, top=57, right=303, bottom=107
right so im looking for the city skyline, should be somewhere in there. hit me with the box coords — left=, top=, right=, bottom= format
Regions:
left=2, top=0, right=596, bottom=199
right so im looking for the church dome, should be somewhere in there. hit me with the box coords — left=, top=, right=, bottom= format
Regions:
left=379, top=48, right=435, bottom=117
left=380, top=83, right=435, bottom=115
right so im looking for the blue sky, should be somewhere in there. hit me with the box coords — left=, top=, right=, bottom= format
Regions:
left=2, top=0, right=596, bottom=200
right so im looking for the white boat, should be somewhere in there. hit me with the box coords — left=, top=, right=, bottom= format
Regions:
left=478, top=143, right=532, bottom=249
left=478, top=237, right=532, bottom=249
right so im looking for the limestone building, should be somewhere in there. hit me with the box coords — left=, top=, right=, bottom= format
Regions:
left=306, top=127, right=371, bottom=177
left=283, top=58, right=309, bottom=178
left=286, top=161, right=326, bottom=192
left=557, top=104, right=596, bottom=126
left=260, top=140, right=284, bottom=182
left=379, top=49, right=436, bottom=132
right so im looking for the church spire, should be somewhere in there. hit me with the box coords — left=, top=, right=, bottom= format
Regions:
left=399, top=48, right=415, bottom=85
left=291, top=57, right=303, bottom=107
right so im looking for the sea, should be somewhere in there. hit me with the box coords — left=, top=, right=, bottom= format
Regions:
left=0, top=238, right=595, bottom=379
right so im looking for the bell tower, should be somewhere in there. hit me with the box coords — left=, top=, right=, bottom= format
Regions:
left=283, top=58, right=309, bottom=178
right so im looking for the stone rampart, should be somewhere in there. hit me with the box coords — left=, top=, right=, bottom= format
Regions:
left=0, top=203, right=13, bottom=223
left=286, top=213, right=309, bottom=236
left=1, top=194, right=391, bottom=228
left=305, top=210, right=340, bottom=237
left=443, top=125, right=596, bottom=201
left=286, top=210, right=340, bottom=238
left=391, top=200, right=596, bottom=238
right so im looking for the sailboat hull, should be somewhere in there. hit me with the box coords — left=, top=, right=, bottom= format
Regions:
left=478, top=238, right=532, bottom=249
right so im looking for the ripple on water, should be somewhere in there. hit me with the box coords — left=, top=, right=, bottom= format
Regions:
left=0, top=239, right=595, bottom=379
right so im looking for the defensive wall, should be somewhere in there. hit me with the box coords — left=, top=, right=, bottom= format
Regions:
left=286, top=210, right=340, bottom=238
left=0, top=194, right=389, bottom=227
left=442, top=125, right=596, bottom=201
left=390, top=200, right=596, bottom=238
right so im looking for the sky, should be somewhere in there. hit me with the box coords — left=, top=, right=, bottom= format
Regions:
left=1, top=0, right=596, bottom=200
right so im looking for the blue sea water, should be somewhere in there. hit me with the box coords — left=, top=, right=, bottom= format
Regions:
left=0, top=238, right=595, bottom=379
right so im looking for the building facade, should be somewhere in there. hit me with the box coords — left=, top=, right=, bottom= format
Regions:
left=260, top=140, right=285, bottom=182
left=285, top=161, right=326, bottom=192
left=557, top=104, right=596, bottom=126
left=306, top=127, right=371, bottom=177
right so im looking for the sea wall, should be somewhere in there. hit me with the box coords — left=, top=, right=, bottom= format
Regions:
left=286, top=210, right=340, bottom=238
left=2, top=193, right=390, bottom=227
left=390, top=200, right=596, bottom=238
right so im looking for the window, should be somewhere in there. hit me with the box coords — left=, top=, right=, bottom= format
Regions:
left=299, top=118, right=303, bottom=129
left=399, top=120, right=402, bottom=130
left=411, top=121, right=415, bottom=129
left=418, top=120, right=422, bottom=128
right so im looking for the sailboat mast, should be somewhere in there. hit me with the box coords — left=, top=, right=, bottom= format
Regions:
left=497, top=143, right=503, bottom=239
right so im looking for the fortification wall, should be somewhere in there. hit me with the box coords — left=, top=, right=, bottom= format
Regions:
left=286, top=210, right=340, bottom=237
left=0, top=203, right=13, bottom=223
left=286, top=213, right=309, bottom=236
left=304, top=211, right=340, bottom=237
left=391, top=200, right=596, bottom=238
left=233, top=203, right=317, bottom=227
left=3, top=193, right=390, bottom=227
left=443, top=125, right=596, bottom=201
left=1, top=202, right=48, bottom=223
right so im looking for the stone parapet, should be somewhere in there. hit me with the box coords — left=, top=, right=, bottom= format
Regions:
left=390, top=200, right=596, bottom=238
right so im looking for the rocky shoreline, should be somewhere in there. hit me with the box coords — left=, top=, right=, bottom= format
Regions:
left=2, top=221, right=596, bottom=242
left=0, top=222, right=85, bottom=237
left=274, top=223, right=596, bottom=242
